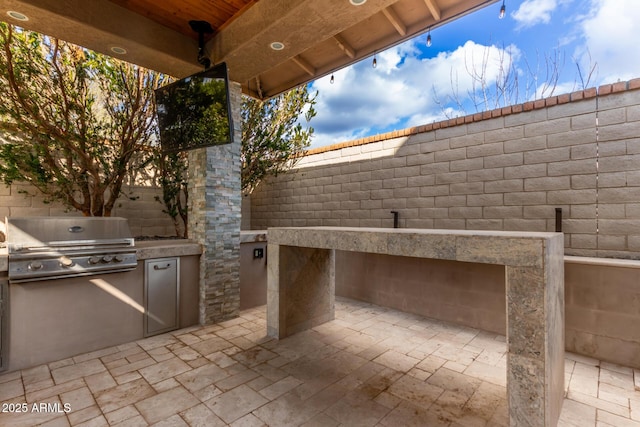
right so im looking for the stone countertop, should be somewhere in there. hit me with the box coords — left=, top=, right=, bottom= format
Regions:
left=241, top=230, right=267, bottom=243
left=135, top=240, right=202, bottom=260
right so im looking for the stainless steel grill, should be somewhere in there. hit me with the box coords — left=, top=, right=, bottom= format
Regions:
left=6, top=217, right=138, bottom=283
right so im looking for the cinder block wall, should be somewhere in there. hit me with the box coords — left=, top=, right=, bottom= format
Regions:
left=0, top=183, right=176, bottom=237
left=251, top=79, right=640, bottom=259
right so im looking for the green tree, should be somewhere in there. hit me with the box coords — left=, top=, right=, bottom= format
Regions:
left=155, top=85, right=316, bottom=237
left=0, top=23, right=167, bottom=216
left=241, top=86, right=316, bottom=194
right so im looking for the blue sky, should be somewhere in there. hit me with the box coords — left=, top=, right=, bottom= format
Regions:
left=307, top=0, right=640, bottom=148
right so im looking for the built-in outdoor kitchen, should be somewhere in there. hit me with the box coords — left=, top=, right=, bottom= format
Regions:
left=0, top=217, right=202, bottom=372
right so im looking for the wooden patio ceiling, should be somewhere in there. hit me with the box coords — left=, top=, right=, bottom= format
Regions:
left=0, top=0, right=498, bottom=99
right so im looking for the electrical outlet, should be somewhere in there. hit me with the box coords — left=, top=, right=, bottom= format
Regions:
left=253, top=248, right=264, bottom=259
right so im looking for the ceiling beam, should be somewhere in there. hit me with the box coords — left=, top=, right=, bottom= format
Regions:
left=292, top=55, right=316, bottom=77
left=423, top=0, right=442, bottom=20
left=382, top=6, right=406, bottom=36
left=333, top=34, right=356, bottom=59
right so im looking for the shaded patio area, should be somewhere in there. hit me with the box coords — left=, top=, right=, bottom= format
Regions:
left=1, top=297, right=639, bottom=427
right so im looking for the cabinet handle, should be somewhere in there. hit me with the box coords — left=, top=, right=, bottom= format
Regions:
left=153, top=264, right=171, bottom=270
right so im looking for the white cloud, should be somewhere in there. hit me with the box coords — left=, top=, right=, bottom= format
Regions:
left=575, top=0, right=640, bottom=85
left=512, top=0, right=559, bottom=28
left=308, top=40, right=521, bottom=148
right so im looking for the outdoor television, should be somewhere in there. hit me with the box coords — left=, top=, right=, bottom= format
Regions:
left=155, top=62, right=233, bottom=153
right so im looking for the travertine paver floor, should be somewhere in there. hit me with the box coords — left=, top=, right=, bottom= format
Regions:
left=1, top=297, right=640, bottom=426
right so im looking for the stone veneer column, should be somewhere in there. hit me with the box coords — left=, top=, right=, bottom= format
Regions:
left=188, top=81, right=242, bottom=325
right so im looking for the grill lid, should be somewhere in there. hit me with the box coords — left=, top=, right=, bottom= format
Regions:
left=6, top=217, right=134, bottom=253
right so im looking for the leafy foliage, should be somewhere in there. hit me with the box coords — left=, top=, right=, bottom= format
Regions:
left=241, top=86, right=316, bottom=194
left=0, top=23, right=168, bottom=216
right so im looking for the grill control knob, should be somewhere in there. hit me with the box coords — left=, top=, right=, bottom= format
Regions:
left=102, top=255, right=114, bottom=263
left=29, top=261, right=43, bottom=270
left=88, top=256, right=101, bottom=265
left=114, top=255, right=125, bottom=263
left=60, top=256, right=74, bottom=267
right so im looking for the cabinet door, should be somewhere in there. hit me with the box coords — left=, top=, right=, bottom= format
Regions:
left=145, top=258, right=179, bottom=337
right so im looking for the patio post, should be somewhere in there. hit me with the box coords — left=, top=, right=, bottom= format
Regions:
left=188, top=81, right=243, bottom=325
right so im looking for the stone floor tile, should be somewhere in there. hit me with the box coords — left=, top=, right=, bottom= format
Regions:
left=49, top=358, right=76, bottom=371
left=567, top=389, right=630, bottom=417
left=566, top=351, right=600, bottom=366
left=115, top=371, right=142, bottom=385
left=104, top=405, right=141, bottom=425
left=152, top=377, right=181, bottom=393
left=0, top=378, right=25, bottom=400
left=149, top=413, right=189, bottom=426
left=175, top=363, right=229, bottom=393
left=176, top=333, right=201, bottom=345
left=138, top=357, right=191, bottom=385
left=180, top=402, right=226, bottom=427
left=52, top=359, right=106, bottom=385
left=22, top=364, right=52, bottom=386
left=215, top=325, right=253, bottom=341
left=252, top=392, right=319, bottom=427
left=206, top=384, right=269, bottom=424
left=190, top=337, right=234, bottom=357
left=137, top=334, right=178, bottom=352
left=73, top=347, right=120, bottom=364
left=463, top=360, right=506, bottom=387
left=427, top=367, right=482, bottom=399
left=40, top=416, right=71, bottom=427
left=95, top=378, right=156, bottom=413
left=74, top=414, right=109, bottom=427
left=463, top=381, right=505, bottom=421
left=324, top=392, right=391, bottom=427
left=232, top=346, right=279, bottom=368
left=216, top=368, right=260, bottom=392
left=84, top=371, right=117, bottom=395
left=193, top=384, right=223, bottom=402
left=111, top=415, right=148, bottom=427
left=300, top=412, right=339, bottom=427
left=107, top=357, right=156, bottom=378
left=135, top=386, right=199, bottom=424
left=599, top=382, right=636, bottom=405
left=597, top=409, right=640, bottom=427
left=67, top=405, right=102, bottom=425
left=173, top=346, right=202, bottom=362
left=61, top=386, right=95, bottom=412
left=600, top=367, right=636, bottom=391
left=26, top=379, right=86, bottom=403
left=558, top=398, right=597, bottom=427
left=387, top=374, right=444, bottom=409
left=24, top=378, right=56, bottom=394
left=373, top=350, right=421, bottom=373
left=570, top=368, right=599, bottom=397
left=0, top=369, right=21, bottom=384
left=259, top=375, right=303, bottom=400
left=251, top=362, right=289, bottom=382
left=379, top=400, right=450, bottom=427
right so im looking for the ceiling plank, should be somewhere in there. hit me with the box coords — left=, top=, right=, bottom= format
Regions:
left=382, top=6, right=406, bottom=36
left=292, top=55, right=316, bottom=77
left=423, top=0, right=441, bottom=20
left=333, top=34, right=356, bottom=59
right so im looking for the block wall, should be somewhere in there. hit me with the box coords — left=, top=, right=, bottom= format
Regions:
left=0, top=183, right=176, bottom=237
left=251, top=79, right=640, bottom=259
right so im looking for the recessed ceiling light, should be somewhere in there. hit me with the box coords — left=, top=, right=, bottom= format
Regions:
left=270, top=41, right=285, bottom=51
left=110, top=46, right=127, bottom=55
left=7, top=11, right=29, bottom=21
left=349, top=0, right=367, bottom=5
